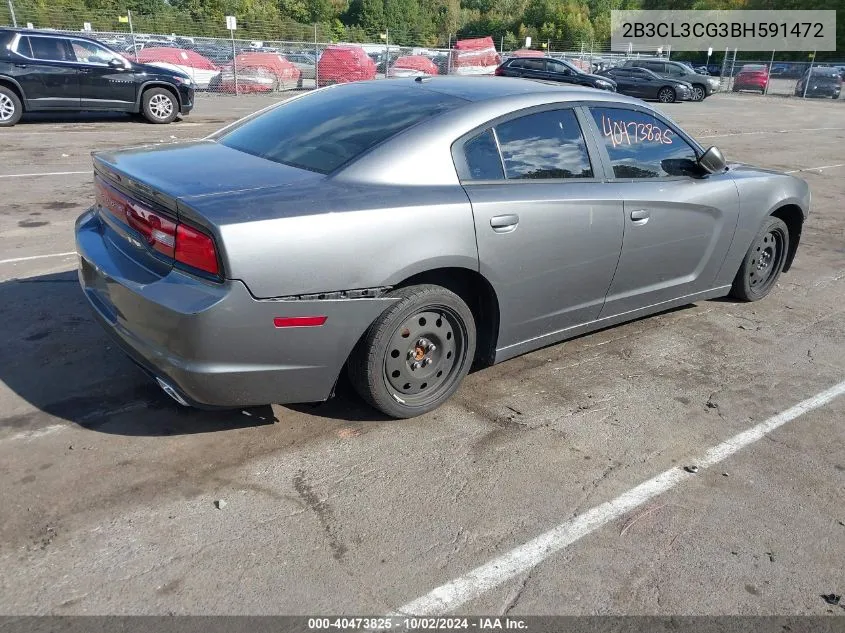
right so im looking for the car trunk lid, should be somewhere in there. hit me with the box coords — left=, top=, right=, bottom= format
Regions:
left=91, top=141, right=322, bottom=279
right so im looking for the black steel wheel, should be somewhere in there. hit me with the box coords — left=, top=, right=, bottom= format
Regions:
left=730, top=216, right=790, bottom=302
left=348, top=284, right=476, bottom=418
left=658, top=87, right=676, bottom=103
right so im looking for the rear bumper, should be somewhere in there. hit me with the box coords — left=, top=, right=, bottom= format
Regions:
left=75, top=208, right=395, bottom=408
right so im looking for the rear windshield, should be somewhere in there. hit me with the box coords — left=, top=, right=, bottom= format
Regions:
left=218, top=83, right=466, bottom=174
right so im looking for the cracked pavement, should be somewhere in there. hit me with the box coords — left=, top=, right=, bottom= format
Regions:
left=0, top=93, right=844, bottom=615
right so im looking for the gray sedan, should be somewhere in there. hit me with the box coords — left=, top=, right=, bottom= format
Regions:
left=75, top=77, right=810, bottom=418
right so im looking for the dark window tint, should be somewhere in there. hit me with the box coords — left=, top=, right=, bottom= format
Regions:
left=520, top=59, right=544, bottom=71
left=508, top=59, right=525, bottom=68
left=665, top=64, right=686, bottom=77
left=462, top=129, right=504, bottom=181
left=29, top=36, right=72, bottom=61
left=495, top=109, right=593, bottom=180
left=547, top=60, right=570, bottom=74
left=642, top=61, right=664, bottom=73
left=631, top=69, right=651, bottom=79
left=16, top=36, right=34, bottom=58
left=590, top=107, right=699, bottom=179
left=219, top=83, right=465, bottom=174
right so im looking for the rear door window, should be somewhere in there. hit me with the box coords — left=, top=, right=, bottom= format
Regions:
left=495, top=109, right=593, bottom=180
left=28, top=36, right=73, bottom=62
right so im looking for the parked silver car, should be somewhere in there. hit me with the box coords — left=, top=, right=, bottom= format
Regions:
left=75, top=78, right=810, bottom=418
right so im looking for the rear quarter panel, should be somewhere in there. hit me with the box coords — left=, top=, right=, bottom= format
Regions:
left=182, top=181, right=478, bottom=299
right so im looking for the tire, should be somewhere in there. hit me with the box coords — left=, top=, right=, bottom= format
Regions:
left=0, top=85, right=23, bottom=127
left=141, top=87, right=178, bottom=124
left=348, top=284, right=476, bottom=419
left=658, top=86, right=676, bottom=103
left=691, top=84, right=706, bottom=101
left=729, top=216, right=789, bottom=302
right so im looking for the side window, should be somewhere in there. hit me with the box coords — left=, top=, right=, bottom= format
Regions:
left=70, top=40, right=121, bottom=65
left=666, top=64, right=685, bottom=77
left=28, top=37, right=73, bottom=62
left=508, top=59, right=524, bottom=69
left=590, top=107, right=699, bottom=179
left=461, top=129, right=504, bottom=181
left=495, top=109, right=593, bottom=180
left=644, top=61, right=664, bottom=73
left=15, top=36, right=34, bottom=58
left=521, top=59, right=544, bottom=71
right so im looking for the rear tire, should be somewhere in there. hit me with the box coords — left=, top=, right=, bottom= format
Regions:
left=348, top=284, right=476, bottom=419
left=0, top=86, right=23, bottom=127
left=729, top=216, right=789, bottom=302
left=141, top=87, right=178, bottom=124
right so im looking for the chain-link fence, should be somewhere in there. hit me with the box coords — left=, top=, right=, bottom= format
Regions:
left=1, top=4, right=842, bottom=101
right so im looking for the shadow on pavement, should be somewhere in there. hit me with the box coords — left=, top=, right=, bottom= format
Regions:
left=0, top=270, right=277, bottom=437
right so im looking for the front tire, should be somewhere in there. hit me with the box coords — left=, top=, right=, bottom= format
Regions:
left=691, top=84, right=706, bottom=101
left=141, top=87, right=178, bottom=124
left=658, top=87, right=676, bottom=103
left=348, top=284, right=476, bottom=418
left=729, top=216, right=789, bottom=302
left=0, top=86, right=23, bottom=127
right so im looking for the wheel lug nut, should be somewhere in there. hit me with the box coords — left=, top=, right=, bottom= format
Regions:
left=416, top=339, right=426, bottom=347
left=411, top=361, right=420, bottom=370
left=424, top=358, right=433, bottom=366
left=428, top=344, right=436, bottom=352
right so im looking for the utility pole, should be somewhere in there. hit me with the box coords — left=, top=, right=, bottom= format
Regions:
left=6, top=0, right=16, bottom=28
left=802, top=51, right=816, bottom=99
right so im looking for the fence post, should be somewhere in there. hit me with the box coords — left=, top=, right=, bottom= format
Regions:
left=802, top=51, right=816, bottom=99
left=314, top=24, right=319, bottom=88
left=446, top=33, right=451, bottom=75
left=500, top=35, right=503, bottom=53
left=6, top=0, right=16, bottom=27
left=765, top=49, right=775, bottom=95
left=127, top=10, right=137, bottom=56
left=729, top=48, right=737, bottom=90
left=230, top=27, right=238, bottom=95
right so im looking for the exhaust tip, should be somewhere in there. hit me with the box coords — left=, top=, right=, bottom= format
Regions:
left=156, top=377, right=190, bottom=407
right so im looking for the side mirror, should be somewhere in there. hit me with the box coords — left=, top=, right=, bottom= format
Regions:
left=109, top=57, right=126, bottom=68
left=698, top=146, right=726, bottom=174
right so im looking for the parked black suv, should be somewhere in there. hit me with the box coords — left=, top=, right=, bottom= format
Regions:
left=623, top=59, right=719, bottom=101
left=495, top=57, right=617, bottom=91
left=0, top=29, right=194, bottom=127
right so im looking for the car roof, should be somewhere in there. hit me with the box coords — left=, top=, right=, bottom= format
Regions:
left=0, top=28, right=101, bottom=43
left=400, top=75, right=634, bottom=104
left=327, top=77, right=666, bottom=186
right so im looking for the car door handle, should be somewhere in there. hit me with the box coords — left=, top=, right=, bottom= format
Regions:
left=490, top=214, right=519, bottom=233
left=14, top=63, right=27, bottom=68
left=630, top=209, right=650, bottom=225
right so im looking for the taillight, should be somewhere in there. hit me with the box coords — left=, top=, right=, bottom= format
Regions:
left=494, top=67, right=504, bottom=76
left=175, top=223, right=219, bottom=276
left=96, top=175, right=220, bottom=277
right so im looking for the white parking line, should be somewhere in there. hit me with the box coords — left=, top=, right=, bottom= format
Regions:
left=0, top=171, right=89, bottom=179
left=0, top=252, right=76, bottom=265
left=699, top=126, right=845, bottom=138
left=786, top=163, right=845, bottom=174
left=394, top=379, right=845, bottom=616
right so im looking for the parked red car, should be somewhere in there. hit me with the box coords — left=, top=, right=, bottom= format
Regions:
left=387, top=55, right=439, bottom=77
left=317, top=45, right=376, bottom=86
left=733, top=64, right=769, bottom=93
left=451, top=37, right=501, bottom=75
left=214, top=53, right=301, bottom=93
left=509, top=49, right=545, bottom=58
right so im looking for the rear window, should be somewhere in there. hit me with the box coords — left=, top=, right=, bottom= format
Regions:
left=218, top=83, right=465, bottom=174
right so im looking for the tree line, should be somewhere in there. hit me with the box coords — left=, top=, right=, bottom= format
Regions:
left=5, top=0, right=842, bottom=59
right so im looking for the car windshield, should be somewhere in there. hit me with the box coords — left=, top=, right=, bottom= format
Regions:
left=218, top=83, right=466, bottom=174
